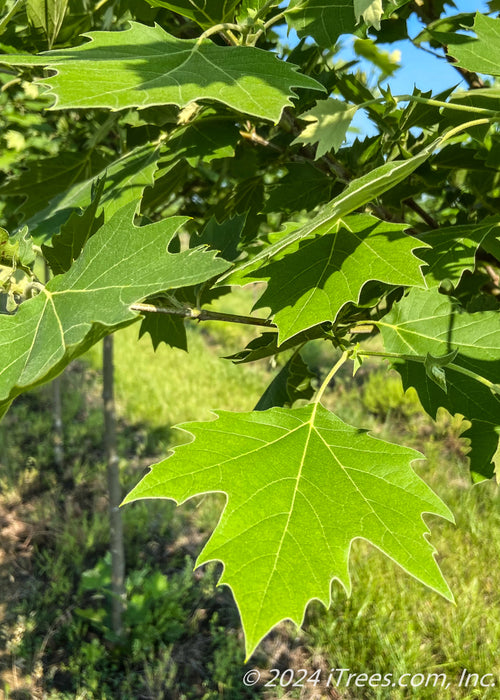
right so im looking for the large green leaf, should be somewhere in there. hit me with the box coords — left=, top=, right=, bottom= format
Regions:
left=124, top=403, right=453, bottom=658
left=0, top=201, right=229, bottom=417
left=249, top=214, right=428, bottom=343
left=378, top=287, right=500, bottom=481
left=418, top=221, right=500, bottom=288
left=446, top=13, right=500, bottom=77
left=224, top=136, right=442, bottom=285
left=0, top=22, right=323, bottom=121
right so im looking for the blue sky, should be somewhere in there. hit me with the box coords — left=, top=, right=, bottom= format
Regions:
left=281, top=0, right=493, bottom=138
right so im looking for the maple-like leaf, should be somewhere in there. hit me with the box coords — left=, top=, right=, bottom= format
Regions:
left=0, top=201, right=229, bottom=418
left=247, top=214, right=428, bottom=343
left=0, top=22, right=323, bottom=121
left=446, top=12, right=500, bottom=76
left=378, top=287, right=500, bottom=481
left=124, top=403, right=453, bottom=658
left=292, top=99, right=358, bottom=156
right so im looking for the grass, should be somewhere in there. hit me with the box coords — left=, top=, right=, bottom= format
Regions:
left=0, top=306, right=499, bottom=699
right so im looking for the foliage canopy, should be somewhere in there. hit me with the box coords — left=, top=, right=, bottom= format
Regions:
left=1, top=0, right=499, bottom=658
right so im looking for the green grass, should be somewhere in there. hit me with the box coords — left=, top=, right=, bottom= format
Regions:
left=0, top=309, right=498, bottom=699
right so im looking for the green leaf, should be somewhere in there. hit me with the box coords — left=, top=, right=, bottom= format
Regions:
left=445, top=13, right=500, bottom=76
left=26, top=0, right=68, bottom=48
left=286, top=0, right=356, bottom=48
left=138, top=310, right=187, bottom=352
left=42, top=175, right=105, bottom=275
left=0, top=22, right=323, bottom=122
left=0, top=226, right=36, bottom=269
left=263, top=162, right=334, bottom=214
left=145, top=0, right=240, bottom=27
left=224, top=136, right=442, bottom=285
left=24, top=144, right=160, bottom=242
left=378, top=287, right=500, bottom=481
left=418, top=221, right=500, bottom=288
left=0, top=149, right=111, bottom=222
left=248, top=214, right=428, bottom=343
left=353, top=38, right=400, bottom=76
left=0, top=201, right=230, bottom=417
left=424, top=349, right=458, bottom=393
left=354, top=0, right=383, bottom=31
left=292, top=99, right=359, bottom=157
left=124, top=403, right=453, bottom=658
left=254, top=352, right=315, bottom=410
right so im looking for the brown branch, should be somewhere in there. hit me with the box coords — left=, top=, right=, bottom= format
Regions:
left=402, top=197, right=439, bottom=229
left=131, top=302, right=277, bottom=329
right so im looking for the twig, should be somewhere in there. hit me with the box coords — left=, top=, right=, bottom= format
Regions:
left=131, top=303, right=277, bottom=329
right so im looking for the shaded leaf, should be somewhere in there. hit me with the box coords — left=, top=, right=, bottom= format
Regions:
left=286, top=0, right=356, bottom=48
left=419, top=221, right=500, bottom=288
left=24, top=144, right=160, bottom=242
left=0, top=22, right=323, bottom=121
left=42, top=175, right=105, bottom=274
left=124, top=403, right=453, bottom=658
left=379, top=287, right=500, bottom=481
left=139, top=310, right=187, bottom=352
left=254, top=352, right=315, bottom=410
left=263, top=162, right=334, bottom=214
left=145, top=0, right=240, bottom=27
left=27, top=0, right=68, bottom=48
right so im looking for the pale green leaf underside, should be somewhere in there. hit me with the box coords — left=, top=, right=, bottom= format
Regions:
left=250, top=214, right=428, bottom=343
left=293, top=99, right=358, bottom=156
left=0, top=201, right=229, bottom=416
left=0, top=22, right=323, bottom=121
left=446, top=13, right=500, bottom=76
left=124, top=403, right=453, bottom=658
left=379, top=287, right=500, bottom=480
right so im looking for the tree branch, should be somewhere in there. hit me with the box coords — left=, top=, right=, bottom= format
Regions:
left=131, top=302, right=277, bottom=329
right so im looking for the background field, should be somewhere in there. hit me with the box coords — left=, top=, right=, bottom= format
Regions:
left=0, top=292, right=499, bottom=699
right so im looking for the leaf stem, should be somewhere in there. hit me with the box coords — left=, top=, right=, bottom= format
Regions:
left=130, top=302, right=277, bottom=329
left=358, top=349, right=500, bottom=396
left=314, top=350, right=350, bottom=404
left=195, top=23, right=243, bottom=46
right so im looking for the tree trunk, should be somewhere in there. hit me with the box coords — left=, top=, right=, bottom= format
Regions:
left=102, top=334, right=126, bottom=637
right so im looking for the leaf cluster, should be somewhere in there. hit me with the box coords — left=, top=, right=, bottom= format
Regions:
left=1, top=0, right=499, bottom=658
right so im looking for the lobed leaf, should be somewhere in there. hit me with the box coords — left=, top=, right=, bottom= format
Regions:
left=0, top=22, right=323, bottom=121
left=249, top=214, right=429, bottom=343
left=124, top=403, right=453, bottom=658
left=0, top=201, right=229, bottom=417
